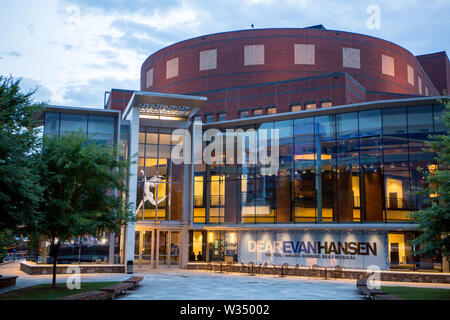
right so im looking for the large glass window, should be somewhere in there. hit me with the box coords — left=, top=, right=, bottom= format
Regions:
left=44, top=112, right=60, bottom=136
left=60, top=113, right=87, bottom=136
left=136, top=129, right=183, bottom=221
left=383, top=107, right=410, bottom=221
left=87, top=115, right=115, bottom=145
left=196, top=104, right=440, bottom=225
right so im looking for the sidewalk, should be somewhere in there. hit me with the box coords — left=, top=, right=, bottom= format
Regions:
left=0, top=261, right=130, bottom=294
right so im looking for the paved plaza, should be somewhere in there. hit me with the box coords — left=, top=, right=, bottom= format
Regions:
left=1, top=261, right=450, bottom=299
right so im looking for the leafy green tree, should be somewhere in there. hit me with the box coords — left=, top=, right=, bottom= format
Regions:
left=37, top=131, right=134, bottom=288
left=413, top=99, right=450, bottom=265
left=0, top=76, right=43, bottom=263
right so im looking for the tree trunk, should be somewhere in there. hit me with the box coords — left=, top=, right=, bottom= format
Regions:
left=78, top=236, right=82, bottom=263
left=51, top=236, right=60, bottom=289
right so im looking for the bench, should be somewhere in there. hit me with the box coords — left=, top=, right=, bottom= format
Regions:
left=57, top=290, right=110, bottom=300
left=99, top=282, right=134, bottom=299
left=0, top=276, right=18, bottom=288
left=123, top=276, right=144, bottom=287
left=356, top=279, right=402, bottom=300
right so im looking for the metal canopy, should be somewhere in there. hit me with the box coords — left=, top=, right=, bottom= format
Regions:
left=122, top=91, right=206, bottom=121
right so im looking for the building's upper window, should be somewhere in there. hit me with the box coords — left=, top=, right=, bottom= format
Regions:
left=294, top=44, right=315, bottom=65
left=244, top=45, right=264, bottom=66
left=381, top=54, right=395, bottom=77
left=217, top=112, right=227, bottom=122
left=425, top=86, right=429, bottom=96
left=146, top=68, right=153, bottom=88
left=239, top=110, right=249, bottom=119
left=266, top=107, right=276, bottom=115
left=321, top=101, right=332, bottom=108
left=342, top=47, right=361, bottom=69
left=418, top=76, right=423, bottom=95
left=305, top=103, right=316, bottom=110
left=166, top=57, right=179, bottom=79
left=407, top=65, right=414, bottom=86
left=199, top=49, right=217, bottom=71
left=290, top=105, right=302, bottom=112
left=253, top=108, right=263, bottom=116
left=205, top=114, right=214, bottom=123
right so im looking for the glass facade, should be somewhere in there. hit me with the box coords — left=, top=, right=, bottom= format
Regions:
left=194, top=104, right=444, bottom=224
left=135, top=127, right=184, bottom=221
left=44, top=112, right=116, bottom=146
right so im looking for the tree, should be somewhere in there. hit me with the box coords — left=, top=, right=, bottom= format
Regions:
left=37, top=131, right=134, bottom=288
left=0, top=76, right=43, bottom=263
left=413, top=98, right=450, bottom=265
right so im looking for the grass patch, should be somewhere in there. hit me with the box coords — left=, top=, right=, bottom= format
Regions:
left=381, top=286, right=450, bottom=300
left=0, top=281, right=119, bottom=300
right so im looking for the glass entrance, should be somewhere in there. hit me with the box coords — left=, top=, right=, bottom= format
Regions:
left=134, top=230, right=153, bottom=268
left=134, top=229, right=182, bottom=268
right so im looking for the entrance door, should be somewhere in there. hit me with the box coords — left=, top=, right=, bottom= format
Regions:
left=158, top=230, right=181, bottom=267
left=134, top=230, right=154, bottom=269
left=134, top=229, right=182, bottom=268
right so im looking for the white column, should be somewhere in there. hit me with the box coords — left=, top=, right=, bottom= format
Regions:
left=125, top=105, right=140, bottom=265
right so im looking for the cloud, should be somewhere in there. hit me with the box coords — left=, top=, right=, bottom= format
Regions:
left=0, top=0, right=448, bottom=108
left=17, top=77, right=53, bottom=103
left=62, top=77, right=138, bottom=108
left=2, top=51, right=22, bottom=57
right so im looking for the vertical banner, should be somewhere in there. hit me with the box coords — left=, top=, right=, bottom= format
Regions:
left=238, top=230, right=389, bottom=270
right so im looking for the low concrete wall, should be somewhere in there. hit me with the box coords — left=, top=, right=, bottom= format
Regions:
left=187, top=263, right=450, bottom=284
left=20, top=261, right=125, bottom=275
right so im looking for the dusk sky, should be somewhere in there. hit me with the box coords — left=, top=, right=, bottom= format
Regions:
left=1, top=0, right=449, bottom=108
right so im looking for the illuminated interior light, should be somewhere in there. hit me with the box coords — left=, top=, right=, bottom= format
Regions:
left=139, top=114, right=185, bottom=121
left=294, top=154, right=332, bottom=160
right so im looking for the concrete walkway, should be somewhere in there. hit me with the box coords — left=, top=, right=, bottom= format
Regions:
left=1, top=261, right=450, bottom=299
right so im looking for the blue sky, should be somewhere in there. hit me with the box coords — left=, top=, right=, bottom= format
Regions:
left=0, top=0, right=449, bottom=108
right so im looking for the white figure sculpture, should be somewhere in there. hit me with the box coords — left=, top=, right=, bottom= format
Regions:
left=136, top=170, right=167, bottom=213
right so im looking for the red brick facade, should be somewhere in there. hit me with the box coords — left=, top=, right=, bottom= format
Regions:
left=416, top=51, right=450, bottom=95
left=107, top=28, right=445, bottom=120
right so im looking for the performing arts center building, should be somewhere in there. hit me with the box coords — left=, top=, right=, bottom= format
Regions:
left=40, top=25, right=450, bottom=273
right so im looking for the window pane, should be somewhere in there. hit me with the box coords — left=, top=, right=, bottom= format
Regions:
left=291, top=105, right=302, bottom=112
left=266, top=107, right=276, bottom=114
left=336, top=112, right=358, bottom=139
left=217, top=113, right=227, bottom=121
left=359, top=109, right=381, bottom=137
left=88, top=115, right=115, bottom=144
left=239, top=110, right=249, bottom=119
left=60, top=113, right=87, bottom=136
left=253, top=109, right=263, bottom=116
left=408, top=105, right=433, bottom=134
left=315, top=115, right=335, bottom=141
left=44, top=112, right=60, bottom=136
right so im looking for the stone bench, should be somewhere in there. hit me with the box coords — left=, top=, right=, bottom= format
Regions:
left=123, top=276, right=144, bottom=287
left=0, top=276, right=18, bottom=288
left=99, top=282, right=134, bottom=299
left=57, top=290, right=110, bottom=300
